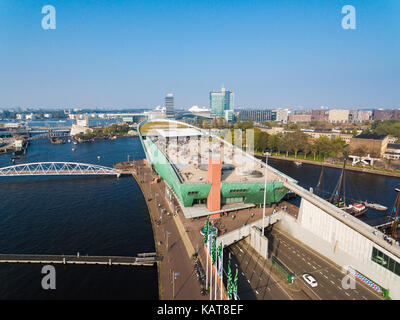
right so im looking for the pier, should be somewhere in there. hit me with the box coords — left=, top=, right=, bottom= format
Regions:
left=0, top=253, right=159, bottom=266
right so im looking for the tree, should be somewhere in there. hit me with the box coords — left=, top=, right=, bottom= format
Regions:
left=289, top=131, right=309, bottom=158
left=315, top=136, right=332, bottom=161
left=256, top=131, right=269, bottom=153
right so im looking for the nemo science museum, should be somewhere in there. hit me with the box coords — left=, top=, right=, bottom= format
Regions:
left=137, top=119, right=296, bottom=219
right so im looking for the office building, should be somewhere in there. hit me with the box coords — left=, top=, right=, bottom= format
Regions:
left=165, top=93, right=174, bottom=118
left=210, top=87, right=234, bottom=119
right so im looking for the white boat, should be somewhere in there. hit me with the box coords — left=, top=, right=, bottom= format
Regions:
left=348, top=203, right=367, bottom=216
left=294, top=161, right=302, bottom=166
left=363, top=201, right=388, bottom=211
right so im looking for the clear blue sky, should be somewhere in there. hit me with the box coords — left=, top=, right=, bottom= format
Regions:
left=0, top=0, right=399, bottom=109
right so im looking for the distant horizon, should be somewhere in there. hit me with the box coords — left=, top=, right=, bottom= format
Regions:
left=1, top=105, right=400, bottom=112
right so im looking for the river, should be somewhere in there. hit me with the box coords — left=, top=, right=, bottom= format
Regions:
left=0, top=136, right=157, bottom=299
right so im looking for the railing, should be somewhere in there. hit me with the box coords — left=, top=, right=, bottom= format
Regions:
left=0, top=162, right=122, bottom=177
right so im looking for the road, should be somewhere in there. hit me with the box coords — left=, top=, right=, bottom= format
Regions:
left=267, top=228, right=383, bottom=300
left=227, top=241, right=296, bottom=300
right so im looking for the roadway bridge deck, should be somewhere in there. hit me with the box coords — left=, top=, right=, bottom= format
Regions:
left=0, top=253, right=160, bottom=266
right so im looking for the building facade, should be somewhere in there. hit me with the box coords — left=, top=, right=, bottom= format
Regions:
left=273, top=109, right=289, bottom=123
left=165, top=93, right=174, bottom=118
left=328, top=109, right=350, bottom=123
left=210, top=87, right=234, bottom=119
left=288, top=110, right=312, bottom=123
left=350, top=134, right=389, bottom=157
left=311, top=109, right=329, bottom=122
left=239, top=109, right=276, bottom=122
left=373, top=109, right=400, bottom=121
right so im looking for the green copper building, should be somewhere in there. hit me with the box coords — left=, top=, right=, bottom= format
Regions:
left=138, top=119, right=296, bottom=218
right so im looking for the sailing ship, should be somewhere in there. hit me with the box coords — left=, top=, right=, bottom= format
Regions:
left=315, top=161, right=367, bottom=217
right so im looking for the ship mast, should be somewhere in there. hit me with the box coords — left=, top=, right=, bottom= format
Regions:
left=315, top=163, right=325, bottom=197
left=329, top=160, right=346, bottom=207
left=391, top=188, right=400, bottom=238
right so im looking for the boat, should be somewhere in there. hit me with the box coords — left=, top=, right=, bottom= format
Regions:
left=72, top=147, right=75, bottom=151
left=363, top=201, right=388, bottom=211
left=294, top=161, right=302, bottom=166
left=347, top=203, right=368, bottom=217
left=316, top=160, right=368, bottom=217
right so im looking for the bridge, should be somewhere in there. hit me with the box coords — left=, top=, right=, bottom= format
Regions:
left=0, top=252, right=160, bottom=266
left=0, top=162, right=123, bottom=177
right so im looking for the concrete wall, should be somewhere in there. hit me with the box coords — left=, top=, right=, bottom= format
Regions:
left=248, top=226, right=269, bottom=259
left=217, top=212, right=282, bottom=249
left=278, top=198, right=400, bottom=299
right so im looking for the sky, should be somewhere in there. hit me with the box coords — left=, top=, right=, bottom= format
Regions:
left=0, top=0, right=399, bottom=109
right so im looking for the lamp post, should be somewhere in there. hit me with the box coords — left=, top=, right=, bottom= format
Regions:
left=262, top=152, right=270, bottom=238
left=172, top=271, right=179, bottom=300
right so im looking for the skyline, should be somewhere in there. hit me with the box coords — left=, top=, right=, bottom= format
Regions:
left=0, top=0, right=399, bottom=109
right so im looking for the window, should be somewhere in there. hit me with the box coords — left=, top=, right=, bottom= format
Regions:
left=229, top=189, right=249, bottom=194
left=371, top=247, right=400, bottom=276
left=188, top=191, right=199, bottom=196
left=260, top=188, right=265, bottom=193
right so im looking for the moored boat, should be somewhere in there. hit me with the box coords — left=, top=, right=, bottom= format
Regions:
left=347, top=203, right=367, bottom=217
left=363, top=201, right=388, bottom=211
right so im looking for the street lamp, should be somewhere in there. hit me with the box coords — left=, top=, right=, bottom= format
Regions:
left=172, top=271, right=179, bottom=299
left=166, top=231, right=172, bottom=254
left=262, top=152, right=270, bottom=239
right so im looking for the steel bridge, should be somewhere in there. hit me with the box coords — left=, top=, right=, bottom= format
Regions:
left=0, top=162, right=123, bottom=177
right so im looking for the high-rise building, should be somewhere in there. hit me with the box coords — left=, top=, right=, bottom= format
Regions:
left=165, top=93, right=174, bottom=118
left=210, top=87, right=234, bottom=119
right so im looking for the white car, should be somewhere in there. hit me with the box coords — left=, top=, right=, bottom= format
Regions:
left=302, top=273, right=318, bottom=287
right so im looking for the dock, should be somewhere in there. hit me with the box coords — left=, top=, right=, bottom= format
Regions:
left=0, top=253, right=160, bottom=266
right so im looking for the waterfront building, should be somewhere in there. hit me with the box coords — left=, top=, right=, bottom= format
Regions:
left=373, top=109, right=400, bottom=121
left=165, top=93, right=174, bottom=119
left=328, top=109, right=350, bottom=123
left=138, top=120, right=293, bottom=218
left=273, top=109, right=289, bottom=123
left=350, top=133, right=389, bottom=157
left=239, top=109, right=276, bottom=123
left=383, top=144, right=400, bottom=160
left=349, top=110, right=372, bottom=123
left=210, top=87, right=234, bottom=119
left=288, top=110, right=312, bottom=123
left=311, top=109, right=329, bottom=122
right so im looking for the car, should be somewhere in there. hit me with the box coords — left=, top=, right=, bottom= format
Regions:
left=302, top=273, right=318, bottom=287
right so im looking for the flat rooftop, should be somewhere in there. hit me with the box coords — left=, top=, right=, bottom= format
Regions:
left=148, top=134, right=281, bottom=184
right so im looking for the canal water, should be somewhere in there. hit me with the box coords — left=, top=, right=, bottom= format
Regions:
left=0, top=137, right=157, bottom=299
left=268, top=158, right=400, bottom=227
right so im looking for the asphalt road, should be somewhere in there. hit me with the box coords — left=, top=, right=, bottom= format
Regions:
left=227, top=242, right=294, bottom=300
left=267, top=228, right=383, bottom=300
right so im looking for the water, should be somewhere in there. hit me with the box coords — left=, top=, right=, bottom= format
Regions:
left=0, top=137, right=157, bottom=299
left=268, top=158, right=400, bottom=227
